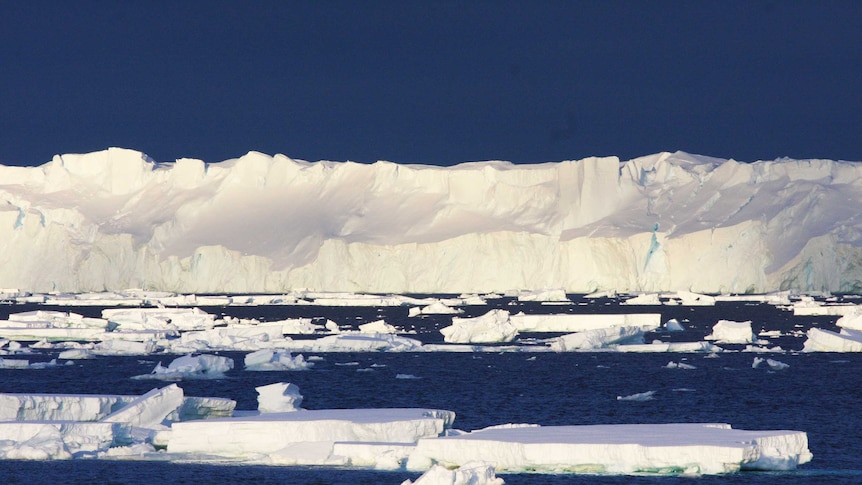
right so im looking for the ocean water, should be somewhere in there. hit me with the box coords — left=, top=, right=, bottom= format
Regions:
left=1, top=297, right=861, bottom=484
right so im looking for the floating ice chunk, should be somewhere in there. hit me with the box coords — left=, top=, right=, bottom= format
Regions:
left=287, top=333, right=423, bottom=352
left=803, top=327, right=862, bottom=352
left=548, top=326, right=644, bottom=351
left=705, top=320, right=756, bottom=344
left=409, top=301, right=463, bottom=317
left=28, top=359, right=71, bottom=369
left=462, top=295, right=490, bottom=305
left=617, top=390, right=656, bottom=401
left=614, top=341, right=717, bottom=353
left=743, top=344, right=784, bottom=353
left=664, top=319, right=685, bottom=332
left=101, top=384, right=184, bottom=428
left=272, top=317, right=327, bottom=334
left=137, top=354, right=234, bottom=380
left=169, top=326, right=284, bottom=352
left=408, top=423, right=811, bottom=475
left=244, top=349, right=313, bottom=371
left=92, top=339, right=157, bottom=355
left=396, top=374, right=422, bottom=380
left=440, top=310, right=517, bottom=344
left=167, top=408, right=455, bottom=458
left=835, top=307, right=862, bottom=331
left=0, top=357, right=30, bottom=369
left=792, top=301, right=856, bottom=316
left=223, top=317, right=326, bottom=335
left=753, top=357, right=790, bottom=370
left=510, top=313, right=660, bottom=333
left=403, top=461, right=504, bottom=485
left=0, top=421, right=117, bottom=459
left=103, top=307, right=218, bottom=331
left=58, top=349, right=94, bottom=359
left=664, top=361, right=696, bottom=370
left=256, top=382, right=303, bottom=413
left=359, top=319, right=398, bottom=334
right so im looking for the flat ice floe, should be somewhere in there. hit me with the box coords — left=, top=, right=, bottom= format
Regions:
left=803, top=327, right=862, bottom=352
left=408, top=423, right=812, bottom=475
left=0, top=383, right=813, bottom=476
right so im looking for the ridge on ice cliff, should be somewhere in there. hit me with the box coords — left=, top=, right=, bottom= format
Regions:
left=2, top=147, right=862, bottom=294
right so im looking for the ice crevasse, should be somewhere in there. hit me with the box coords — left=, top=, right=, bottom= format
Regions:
left=2, top=147, right=862, bottom=294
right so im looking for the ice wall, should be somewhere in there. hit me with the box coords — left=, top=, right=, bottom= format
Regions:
left=2, top=148, right=862, bottom=294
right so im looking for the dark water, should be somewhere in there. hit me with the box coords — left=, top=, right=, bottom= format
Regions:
left=1, top=298, right=860, bottom=484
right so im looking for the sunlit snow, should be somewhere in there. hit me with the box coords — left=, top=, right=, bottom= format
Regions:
left=3, top=149, right=862, bottom=294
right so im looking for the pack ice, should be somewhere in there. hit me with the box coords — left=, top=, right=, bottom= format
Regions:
left=0, top=384, right=811, bottom=476
left=3, top=148, right=862, bottom=294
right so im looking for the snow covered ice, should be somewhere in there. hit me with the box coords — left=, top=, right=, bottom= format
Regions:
left=408, top=423, right=812, bottom=475
left=4, top=148, right=862, bottom=294
left=0, top=383, right=813, bottom=476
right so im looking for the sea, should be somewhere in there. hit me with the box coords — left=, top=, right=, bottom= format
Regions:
left=0, top=296, right=860, bottom=484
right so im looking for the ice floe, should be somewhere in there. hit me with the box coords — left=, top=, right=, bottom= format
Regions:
left=440, top=310, right=518, bottom=344
left=407, top=423, right=811, bottom=475
left=256, top=382, right=303, bottom=413
left=0, top=382, right=813, bottom=476
left=244, top=349, right=313, bottom=371
left=135, top=354, right=234, bottom=380
left=803, top=328, right=862, bottom=352
left=706, top=320, right=757, bottom=344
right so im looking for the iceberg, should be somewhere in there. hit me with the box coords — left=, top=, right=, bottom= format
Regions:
left=3, top=148, right=862, bottom=295
left=835, top=307, right=862, bottom=331
left=256, top=382, right=303, bottom=413
left=803, top=327, right=862, bottom=352
left=244, top=349, right=313, bottom=371
left=136, top=354, right=234, bottom=380
left=440, top=309, right=518, bottom=344
left=548, top=326, right=644, bottom=351
left=705, top=320, right=757, bottom=344
left=408, top=301, right=463, bottom=316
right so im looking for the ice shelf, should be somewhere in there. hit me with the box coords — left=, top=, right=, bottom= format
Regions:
left=4, top=149, right=862, bottom=294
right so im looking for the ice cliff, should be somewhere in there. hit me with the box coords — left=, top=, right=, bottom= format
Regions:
left=2, top=147, right=862, bottom=294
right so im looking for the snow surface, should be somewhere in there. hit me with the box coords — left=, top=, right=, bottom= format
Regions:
left=3, top=148, right=862, bottom=294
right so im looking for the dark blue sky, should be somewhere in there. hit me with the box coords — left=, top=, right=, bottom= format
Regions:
left=1, top=1, right=860, bottom=166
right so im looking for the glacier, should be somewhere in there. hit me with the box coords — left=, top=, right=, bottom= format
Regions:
left=3, top=147, right=862, bottom=294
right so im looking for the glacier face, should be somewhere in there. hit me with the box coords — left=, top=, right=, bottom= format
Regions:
left=2, top=147, right=862, bottom=294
